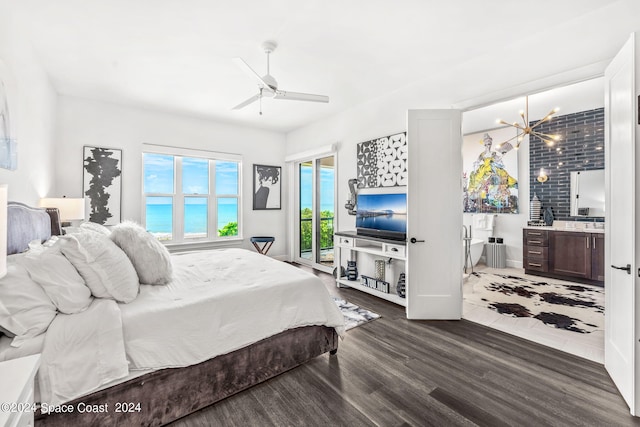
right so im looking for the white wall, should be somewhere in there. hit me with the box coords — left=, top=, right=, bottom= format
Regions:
left=0, top=5, right=57, bottom=203
left=286, top=77, right=604, bottom=269
left=55, top=96, right=288, bottom=255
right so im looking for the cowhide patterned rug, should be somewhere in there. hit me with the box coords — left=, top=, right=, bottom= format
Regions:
left=333, top=297, right=380, bottom=330
left=465, top=272, right=604, bottom=333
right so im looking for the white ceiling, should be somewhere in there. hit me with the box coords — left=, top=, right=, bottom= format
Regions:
left=5, top=0, right=640, bottom=133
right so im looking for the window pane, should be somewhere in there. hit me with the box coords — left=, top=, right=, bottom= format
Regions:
left=217, top=198, right=238, bottom=237
left=146, top=196, right=173, bottom=240
left=144, top=154, right=174, bottom=194
left=185, top=197, right=207, bottom=239
left=216, top=161, right=238, bottom=195
left=182, top=157, right=209, bottom=194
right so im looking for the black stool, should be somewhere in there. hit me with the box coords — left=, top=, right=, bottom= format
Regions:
left=250, top=236, right=275, bottom=255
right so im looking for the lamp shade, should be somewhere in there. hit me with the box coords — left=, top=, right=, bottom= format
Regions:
left=0, top=184, right=7, bottom=278
left=39, top=197, right=85, bottom=221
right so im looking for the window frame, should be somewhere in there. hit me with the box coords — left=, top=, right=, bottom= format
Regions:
left=142, top=144, right=242, bottom=246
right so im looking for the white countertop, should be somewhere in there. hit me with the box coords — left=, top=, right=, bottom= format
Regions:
left=524, top=223, right=605, bottom=233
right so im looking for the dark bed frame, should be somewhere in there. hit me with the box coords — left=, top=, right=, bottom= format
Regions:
left=6, top=202, right=338, bottom=426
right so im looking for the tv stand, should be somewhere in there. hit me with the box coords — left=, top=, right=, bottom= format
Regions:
left=334, top=231, right=407, bottom=307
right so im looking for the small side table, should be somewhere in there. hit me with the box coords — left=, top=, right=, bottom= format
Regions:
left=0, top=354, right=41, bottom=427
left=250, top=236, right=275, bottom=255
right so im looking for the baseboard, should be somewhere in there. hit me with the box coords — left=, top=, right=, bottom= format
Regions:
left=271, top=254, right=288, bottom=262
left=507, top=259, right=523, bottom=269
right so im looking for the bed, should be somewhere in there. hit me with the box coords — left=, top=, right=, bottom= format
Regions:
left=0, top=202, right=343, bottom=426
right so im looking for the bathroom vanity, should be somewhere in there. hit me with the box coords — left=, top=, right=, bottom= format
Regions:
left=523, top=226, right=604, bottom=286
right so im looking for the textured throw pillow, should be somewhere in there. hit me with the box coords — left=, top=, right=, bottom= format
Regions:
left=110, top=221, right=173, bottom=285
left=59, top=231, right=140, bottom=303
left=80, top=221, right=111, bottom=236
left=21, top=245, right=93, bottom=314
left=0, top=258, right=58, bottom=346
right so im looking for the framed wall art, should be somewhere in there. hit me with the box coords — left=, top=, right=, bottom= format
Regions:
left=462, top=127, right=519, bottom=214
left=253, top=164, right=281, bottom=210
left=83, top=146, right=122, bottom=225
left=356, top=132, right=407, bottom=188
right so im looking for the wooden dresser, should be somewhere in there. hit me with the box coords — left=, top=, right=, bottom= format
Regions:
left=523, top=228, right=604, bottom=286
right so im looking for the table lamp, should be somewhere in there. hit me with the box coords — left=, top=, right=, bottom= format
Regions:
left=39, top=196, right=85, bottom=227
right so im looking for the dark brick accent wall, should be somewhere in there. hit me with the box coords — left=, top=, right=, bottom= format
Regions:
left=529, top=108, right=604, bottom=221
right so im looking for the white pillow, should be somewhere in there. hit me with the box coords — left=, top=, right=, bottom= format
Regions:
left=59, top=232, right=140, bottom=303
left=0, top=257, right=57, bottom=347
left=110, top=221, right=173, bottom=285
left=21, top=245, right=93, bottom=314
left=80, top=221, right=111, bottom=236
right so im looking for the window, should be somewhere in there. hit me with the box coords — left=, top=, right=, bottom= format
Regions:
left=142, top=145, right=241, bottom=243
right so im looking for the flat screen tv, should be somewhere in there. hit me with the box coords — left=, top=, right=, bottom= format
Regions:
left=356, top=193, right=407, bottom=241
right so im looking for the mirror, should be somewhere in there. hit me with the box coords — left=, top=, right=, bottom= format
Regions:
left=570, top=169, right=605, bottom=217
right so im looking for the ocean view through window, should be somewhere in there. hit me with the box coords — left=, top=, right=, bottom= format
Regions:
left=143, top=146, right=241, bottom=243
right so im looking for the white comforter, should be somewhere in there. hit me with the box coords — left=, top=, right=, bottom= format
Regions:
left=35, top=248, right=344, bottom=405
left=122, top=248, right=345, bottom=369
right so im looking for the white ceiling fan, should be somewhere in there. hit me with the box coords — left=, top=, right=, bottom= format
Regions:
left=232, top=41, right=329, bottom=115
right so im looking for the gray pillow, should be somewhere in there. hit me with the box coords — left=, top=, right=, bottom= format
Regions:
left=110, top=221, right=173, bottom=285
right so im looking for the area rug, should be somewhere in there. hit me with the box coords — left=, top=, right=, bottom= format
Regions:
left=465, top=272, right=604, bottom=333
left=333, top=297, right=380, bottom=330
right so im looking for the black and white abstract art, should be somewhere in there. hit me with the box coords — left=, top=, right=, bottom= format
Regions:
left=83, top=146, right=122, bottom=225
left=356, top=132, right=407, bottom=188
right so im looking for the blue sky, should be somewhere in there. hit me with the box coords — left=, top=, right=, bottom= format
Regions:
left=300, top=165, right=334, bottom=211
left=144, top=154, right=334, bottom=211
left=144, top=154, right=238, bottom=204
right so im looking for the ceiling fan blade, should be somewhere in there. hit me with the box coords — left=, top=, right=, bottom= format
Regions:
left=273, top=90, right=329, bottom=103
left=232, top=57, right=271, bottom=89
left=232, top=93, right=260, bottom=110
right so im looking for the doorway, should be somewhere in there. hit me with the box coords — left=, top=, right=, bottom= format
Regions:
left=460, top=78, right=606, bottom=363
left=294, top=154, right=336, bottom=272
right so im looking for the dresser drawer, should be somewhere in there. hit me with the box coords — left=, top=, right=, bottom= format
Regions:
left=523, top=229, right=548, bottom=246
left=336, top=236, right=355, bottom=248
left=383, top=243, right=405, bottom=258
left=523, top=258, right=549, bottom=272
left=523, top=246, right=548, bottom=260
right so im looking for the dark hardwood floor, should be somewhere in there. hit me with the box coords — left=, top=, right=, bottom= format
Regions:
left=171, top=264, right=639, bottom=427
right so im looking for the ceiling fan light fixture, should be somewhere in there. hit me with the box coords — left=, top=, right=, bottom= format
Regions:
left=231, top=40, right=330, bottom=114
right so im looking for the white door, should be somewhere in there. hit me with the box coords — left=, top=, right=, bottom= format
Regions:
left=406, top=109, right=462, bottom=319
left=604, top=32, right=637, bottom=415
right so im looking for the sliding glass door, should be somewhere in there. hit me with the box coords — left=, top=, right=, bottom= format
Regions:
left=296, top=155, right=335, bottom=271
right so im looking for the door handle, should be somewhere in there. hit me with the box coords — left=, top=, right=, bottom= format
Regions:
left=611, top=264, right=632, bottom=274
left=410, top=237, right=425, bottom=244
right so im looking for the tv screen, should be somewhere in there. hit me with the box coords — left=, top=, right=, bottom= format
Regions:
left=356, top=193, right=407, bottom=240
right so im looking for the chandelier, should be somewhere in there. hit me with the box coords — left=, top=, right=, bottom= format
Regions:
left=495, top=96, right=560, bottom=150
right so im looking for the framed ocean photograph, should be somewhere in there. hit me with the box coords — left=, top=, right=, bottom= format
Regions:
left=253, top=164, right=281, bottom=210
left=83, top=146, right=122, bottom=225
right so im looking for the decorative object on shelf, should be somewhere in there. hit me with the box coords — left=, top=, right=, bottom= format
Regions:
left=253, top=164, right=281, bottom=210
left=332, top=266, right=346, bottom=279
left=374, top=260, right=385, bottom=281
left=83, top=146, right=122, bottom=225
left=346, top=260, right=358, bottom=281
left=530, top=193, right=541, bottom=222
left=396, top=272, right=406, bottom=298
left=543, top=207, right=554, bottom=226
left=495, top=95, right=560, bottom=149
left=356, top=132, right=407, bottom=188
left=361, top=275, right=390, bottom=293
left=344, top=178, right=358, bottom=215
left=463, top=129, right=518, bottom=214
